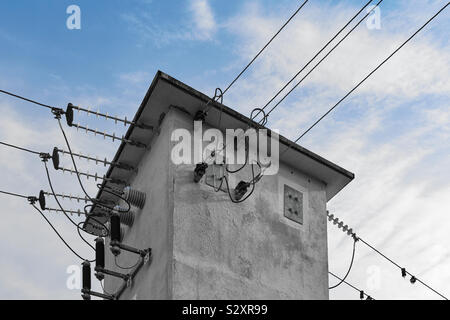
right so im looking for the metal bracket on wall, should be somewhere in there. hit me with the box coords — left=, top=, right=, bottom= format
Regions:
left=284, top=185, right=303, bottom=225
left=205, top=164, right=229, bottom=192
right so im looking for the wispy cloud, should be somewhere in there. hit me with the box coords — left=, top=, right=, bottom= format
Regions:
left=188, top=0, right=217, bottom=40
left=218, top=0, right=450, bottom=299
left=122, top=0, right=217, bottom=47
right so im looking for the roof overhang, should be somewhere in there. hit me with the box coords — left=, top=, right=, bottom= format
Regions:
left=84, top=71, right=354, bottom=235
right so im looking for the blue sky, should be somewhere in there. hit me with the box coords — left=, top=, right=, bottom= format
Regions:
left=0, top=0, right=449, bottom=299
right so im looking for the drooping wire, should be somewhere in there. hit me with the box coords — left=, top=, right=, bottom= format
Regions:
left=0, top=138, right=116, bottom=217
left=114, top=255, right=141, bottom=270
left=0, top=188, right=107, bottom=236
left=30, top=203, right=94, bottom=262
left=328, top=213, right=448, bottom=300
left=56, top=118, right=128, bottom=215
left=202, top=0, right=379, bottom=176
left=56, top=118, right=98, bottom=204
left=248, top=2, right=450, bottom=182
left=329, top=271, right=374, bottom=300
left=221, top=162, right=260, bottom=203
left=44, top=164, right=110, bottom=237
left=225, top=144, right=249, bottom=174
left=44, top=161, right=95, bottom=250
left=289, top=2, right=449, bottom=146
left=0, top=188, right=94, bottom=261
left=358, top=237, right=448, bottom=300
left=329, top=236, right=358, bottom=290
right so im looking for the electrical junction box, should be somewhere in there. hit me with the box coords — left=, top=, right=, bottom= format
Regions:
left=284, top=184, right=303, bottom=225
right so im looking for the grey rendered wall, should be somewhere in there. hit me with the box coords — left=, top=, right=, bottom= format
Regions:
left=105, top=107, right=329, bottom=300
left=104, top=108, right=175, bottom=299
left=170, top=109, right=329, bottom=300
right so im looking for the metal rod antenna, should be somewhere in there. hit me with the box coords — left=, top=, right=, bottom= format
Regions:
left=66, top=103, right=153, bottom=130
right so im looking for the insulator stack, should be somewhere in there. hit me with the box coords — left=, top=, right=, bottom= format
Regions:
left=327, top=212, right=355, bottom=237
left=39, top=190, right=46, bottom=210
left=110, top=215, right=122, bottom=243
left=94, top=237, right=105, bottom=281
left=123, top=187, right=146, bottom=209
left=82, top=260, right=91, bottom=291
left=55, top=147, right=135, bottom=171
left=66, top=103, right=153, bottom=130
left=45, top=207, right=83, bottom=216
left=57, top=166, right=127, bottom=185
left=70, top=122, right=147, bottom=148
left=95, top=237, right=105, bottom=270
left=43, top=190, right=90, bottom=203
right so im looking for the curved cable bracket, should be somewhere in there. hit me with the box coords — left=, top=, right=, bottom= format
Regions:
left=250, top=107, right=268, bottom=126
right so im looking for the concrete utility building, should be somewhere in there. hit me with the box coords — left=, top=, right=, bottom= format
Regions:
left=88, top=71, right=354, bottom=300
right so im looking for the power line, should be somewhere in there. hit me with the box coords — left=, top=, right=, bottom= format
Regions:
left=56, top=118, right=99, bottom=205
left=329, top=271, right=374, bottom=300
left=249, top=2, right=449, bottom=185
left=1, top=188, right=94, bottom=261
left=265, top=0, right=383, bottom=118
left=358, top=237, right=448, bottom=300
left=30, top=203, right=94, bottom=262
left=291, top=2, right=449, bottom=145
left=55, top=117, right=132, bottom=217
left=203, top=0, right=310, bottom=115
left=253, top=0, right=376, bottom=120
left=43, top=161, right=96, bottom=251
left=328, top=213, right=448, bottom=300
left=0, top=89, right=55, bottom=110
left=0, top=141, right=42, bottom=156
left=0, top=189, right=30, bottom=199
left=202, top=0, right=378, bottom=172
left=221, top=0, right=309, bottom=97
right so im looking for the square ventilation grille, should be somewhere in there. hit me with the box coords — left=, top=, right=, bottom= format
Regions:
left=284, top=184, right=303, bottom=225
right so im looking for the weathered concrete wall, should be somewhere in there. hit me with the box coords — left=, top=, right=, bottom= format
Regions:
left=170, top=109, right=329, bottom=300
left=104, top=108, right=175, bottom=299
left=105, top=107, right=329, bottom=299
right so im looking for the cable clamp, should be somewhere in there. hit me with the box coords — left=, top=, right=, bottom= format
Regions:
left=39, top=153, right=52, bottom=162
left=27, top=196, right=38, bottom=205
left=51, top=107, right=65, bottom=119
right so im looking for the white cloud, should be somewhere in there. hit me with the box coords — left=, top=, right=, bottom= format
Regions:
left=0, top=0, right=448, bottom=300
left=218, top=0, right=450, bottom=300
left=119, top=71, right=151, bottom=85
left=122, top=0, right=217, bottom=47
left=189, top=0, right=217, bottom=40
